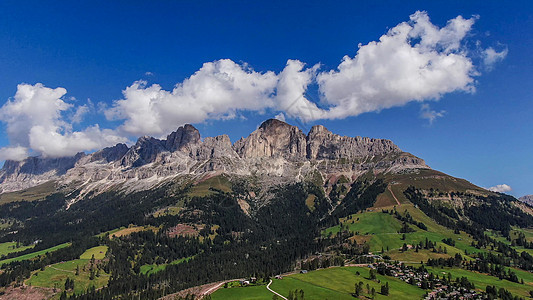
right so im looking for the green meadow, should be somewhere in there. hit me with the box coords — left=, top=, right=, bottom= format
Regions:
left=0, top=243, right=70, bottom=266
left=322, top=204, right=483, bottom=261
left=140, top=256, right=194, bottom=275
left=425, top=266, right=533, bottom=298
left=212, top=265, right=533, bottom=299
left=26, top=258, right=109, bottom=296
left=212, top=266, right=425, bottom=300
left=25, top=245, right=110, bottom=298
left=0, top=241, right=34, bottom=257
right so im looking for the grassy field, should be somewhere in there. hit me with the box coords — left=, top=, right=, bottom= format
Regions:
left=0, top=243, right=70, bottom=266
left=0, top=181, right=56, bottom=204
left=322, top=204, right=483, bottom=262
left=0, top=241, right=34, bottom=257
left=212, top=265, right=533, bottom=299
left=97, top=225, right=157, bottom=239
left=212, top=266, right=425, bottom=300
left=80, top=246, right=108, bottom=260
left=189, top=174, right=231, bottom=197
left=425, top=266, right=533, bottom=298
left=140, top=256, right=193, bottom=275
left=212, top=284, right=273, bottom=300
left=486, top=228, right=533, bottom=256
left=152, top=205, right=182, bottom=217
left=26, top=258, right=109, bottom=297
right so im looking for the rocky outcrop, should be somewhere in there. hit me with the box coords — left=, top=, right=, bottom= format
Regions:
left=90, top=144, right=129, bottom=163
left=121, top=136, right=167, bottom=167
left=234, top=119, right=307, bottom=159
left=306, top=125, right=400, bottom=160
left=165, top=124, right=201, bottom=154
left=198, top=135, right=239, bottom=160
left=0, top=153, right=86, bottom=193
left=519, top=195, right=533, bottom=206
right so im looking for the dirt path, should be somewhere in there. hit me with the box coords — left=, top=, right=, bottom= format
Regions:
left=159, top=279, right=243, bottom=300
left=49, top=265, right=75, bottom=273
left=48, top=265, right=111, bottom=277
left=266, top=279, right=287, bottom=300
left=388, top=185, right=401, bottom=206
left=200, top=279, right=240, bottom=297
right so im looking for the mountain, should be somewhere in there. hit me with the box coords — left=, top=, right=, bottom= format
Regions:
left=0, top=119, right=429, bottom=199
left=0, top=119, right=531, bottom=300
left=519, top=195, right=533, bottom=206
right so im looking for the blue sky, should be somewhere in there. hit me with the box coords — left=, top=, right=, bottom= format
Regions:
left=0, top=1, right=531, bottom=197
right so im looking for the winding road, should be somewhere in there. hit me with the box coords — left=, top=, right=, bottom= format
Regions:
left=266, top=279, right=287, bottom=300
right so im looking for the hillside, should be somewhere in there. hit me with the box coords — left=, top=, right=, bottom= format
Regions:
left=0, top=119, right=530, bottom=299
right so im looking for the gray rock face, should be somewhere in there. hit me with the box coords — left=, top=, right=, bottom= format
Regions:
left=121, top=136, right=167, bottom=167
left=1, top=153, right=85, bottom=176
left=234, top=119, right=307, bottom=159
left=0, top=119, right=429, bottom=195
left=198, top=135, right=239, bottom=160
left=90, top=144, right=129, bottom=163
left=0, top=153, right=86, bottom=193
left=165, top=124, right=201, bottom=153
left=519, top=195, right=533, bottom=206
left=306, top=125, right=400, bottom=160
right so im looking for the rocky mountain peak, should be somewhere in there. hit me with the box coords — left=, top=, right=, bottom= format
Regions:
left=308, top=124, right=331, bottom=136
left=0, top=152, right=86, bottom=193
left=519, top=195, right=533, bottom=206
left=90, top=143, right=129, bottom=163
left=306, top=124, right=400, bottom=160
left=165, top=124, right=201, bottom=152
left=235, top=119, right=307, bottom=159
left=121, top=136, right=166, bottom=167
left=258, top=118, right=292, bottom=131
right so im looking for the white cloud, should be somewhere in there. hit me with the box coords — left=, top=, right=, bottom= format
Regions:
left=71, top=104, right=89, bottom=124
left=0, top=83, right=127, bottom=160
left=275, top=60, right=323, bottom=122
left=488, top=184, right=512, bottom=193
left=274, top=112, right=285, bottom=122
left=145, top=71, right=154, bottom=76
left=420, top=104, right=445, bottom=124
left=316, top=11, right=477, bottom=120
left=0, top=11, right=506, bottom=161
left=482, top=47, right=508, bottom=70
left=0, top=146, right=29, bottom=161
left=106, top=59, right=278, bottom=137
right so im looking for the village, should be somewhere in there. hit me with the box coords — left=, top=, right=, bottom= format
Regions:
left=371, top=262, right=484, bottom=299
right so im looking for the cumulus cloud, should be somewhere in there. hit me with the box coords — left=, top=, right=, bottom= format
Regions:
left=420, top=104, right=445, bottom=124
left=71, top=104, right=90, bottom=124
left=275, top=60, right=323, bottom=121
left=105, top=11, right=482, bottom=131
left=106, top=59, right=278, bottom=137
left=274, top=113, right=286, bottom=122
left=316, top=11, right=477, bottom=119
left=482, top=47, right=508, bottom=70
left=488, top=184, right=512, bottom=193
left=0, top=11, right=506, bottom=160
left=0, top=83, right=126, bottom=160
left=0, top=146, right=29, bottom=161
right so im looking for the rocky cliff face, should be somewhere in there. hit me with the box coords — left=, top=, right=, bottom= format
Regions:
left=306, top=125, right=400, bottom=160
left=0, top=119, right=429, bottom=195
left=234, top=119, right=307, bottom=159
left=519, top=195, right=533, bottom=206
left=0, top=153, right=86, bottom=193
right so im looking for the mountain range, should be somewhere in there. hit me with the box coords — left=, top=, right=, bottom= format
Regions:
left=0, top=119, right=429, bottom=199
left=0, top=119, right=532, bottom=300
